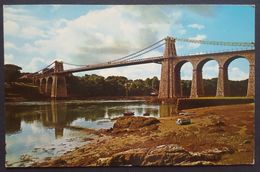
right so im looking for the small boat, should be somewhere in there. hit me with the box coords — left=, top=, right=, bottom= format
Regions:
left=176, top=118, right=191, bottom=125
left=123, top=112, right=134, bottom=116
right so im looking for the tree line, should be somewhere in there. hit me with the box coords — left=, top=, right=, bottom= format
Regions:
left=4, top=64, right=248, bottom=98
left=66, top=74, right=160, bottom=97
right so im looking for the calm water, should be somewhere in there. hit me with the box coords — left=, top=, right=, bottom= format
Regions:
left=5, top=100, right=176, bottom=167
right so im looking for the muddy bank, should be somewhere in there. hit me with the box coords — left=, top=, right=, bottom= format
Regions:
left=33, top=103, right=254, bottom=167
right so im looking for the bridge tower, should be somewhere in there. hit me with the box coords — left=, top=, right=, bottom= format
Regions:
left=51, top=61, right=68, bottom=98
left=158, top=37, right=177, bottom=100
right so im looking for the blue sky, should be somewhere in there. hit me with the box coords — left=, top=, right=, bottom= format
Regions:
left=4, top=5, right=255, bottom=80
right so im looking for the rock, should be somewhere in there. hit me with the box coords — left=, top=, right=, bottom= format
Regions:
left=243, top=140, right=250, bottom=144
left=44, top=157, right=52, bottom=161
left=20, top=154, right=34, bottom=162
left=189, top=147, right=234, bottom=162
left=143, top=112, right=150, bottom=116
left=123, top=112, right=135, bottom=116
left=53, top=159, right=67, bottom=166
left=97, top=148, right=149, bottom=166
left=142, top=144, right=191, bottom=166
left=96, top=157, right=112, bottom=166
left=177, top=161, right=215, bottom=166
left=111, top=116, right=160, bottom=134
left=215, top=120, right=226, bottom=127
left=98, top=144, right=235, bottom=166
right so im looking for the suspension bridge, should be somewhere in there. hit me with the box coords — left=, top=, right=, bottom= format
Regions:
left=26, top=36, right=255, bottom=99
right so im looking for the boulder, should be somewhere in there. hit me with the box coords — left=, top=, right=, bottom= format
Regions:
left=96, top=144, right=234, bottom=166
left=111, top=116, right=160, bottom=134
left=97, top=148, right=149, bottom=166
left=142, top=144, right=191, bottom=166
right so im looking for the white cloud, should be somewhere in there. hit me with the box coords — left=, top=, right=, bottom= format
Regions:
left=4, top=54, right=14, bottom=64
left=5, top=41, right=16, bottom=49
left=3, top=5, right=202, bottom=77
left=6, top=5, right=184, bottom=72
left=229, top=67, right=248, bottom=81
left=25, top=57, right=50, bottom=72
left=21, top=26, right=47, bottom=39
left=4, top=6, right=48, bottom=39
left=86, top=63, right=161, bottom=80
left=4, top=20, right=20, bottom=35
left=201, top=60, right=219, bottom=79
left=188, top=23, right=205, bottom=30
left=188, top=34, right=207, bottom=49
left=180, top=62, right=193, bottom=80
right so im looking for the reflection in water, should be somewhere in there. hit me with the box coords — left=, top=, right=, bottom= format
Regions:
left=5, top=100, right=177, bottom=166
left=159, top=104, right=177, bottom=117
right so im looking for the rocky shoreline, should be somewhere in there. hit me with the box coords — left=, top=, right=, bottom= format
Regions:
left=31, top=103, right=254, bottom=167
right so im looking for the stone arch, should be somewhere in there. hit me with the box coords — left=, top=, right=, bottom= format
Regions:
left=46, top=77, right=53, bottom=96
left=196, top=58, right=220, bottom=96
left=174, top=60, right=193, bottom=97
left=223, top=56, right=250, bottom=96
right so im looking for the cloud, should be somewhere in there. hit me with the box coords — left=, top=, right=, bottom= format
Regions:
left=4, top=5, right=184, bottom=69
left=4, top=54, right=14, bottom=64
left=3, top=5, right=214, bottom=79
left=180, top=62, right=193, bottom=80
left=229, top=67, right=248, bottom=80
left=25, top=57, right=50, bottom=72
left=5, top=41, right=16, bottom=49
left=202, top=62, right=219, bottom=79
left=21, top=26, right=47, bottom=39
left=4, top=6, right=48, bottom=39
left=49, top=5, right=175, bottom=64
left=188, top=34, right=207, bottom=49
left=4, top=20, right=20, bottom=35
left=86, top=63, right=161, bottom=80
left=188, top=23, right=205, bottom=30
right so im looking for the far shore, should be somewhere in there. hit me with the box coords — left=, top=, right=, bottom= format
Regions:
left=5, top=95, right=159, bottom=103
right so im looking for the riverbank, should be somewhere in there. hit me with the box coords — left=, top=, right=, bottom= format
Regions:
left=33, top=103, right=254, bottom=167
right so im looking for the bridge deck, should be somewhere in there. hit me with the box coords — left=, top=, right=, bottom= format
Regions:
left=32, top=49, right=254, bottom=77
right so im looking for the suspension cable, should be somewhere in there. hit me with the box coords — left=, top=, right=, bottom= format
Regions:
left=34, top=61, right=55, bottom=74
left=118, top=42, right=165, bottom=62
left=175, top=37, right=255, bottom=47
left=108, top=38, right=165, bottom=63
left=63, top=61, right=86, bottom=67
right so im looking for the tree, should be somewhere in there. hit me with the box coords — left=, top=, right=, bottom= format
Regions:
left=4, top=64, right=22, bottom=83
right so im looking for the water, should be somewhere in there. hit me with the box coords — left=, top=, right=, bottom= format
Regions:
left=5, top=100, right=176, bottom=167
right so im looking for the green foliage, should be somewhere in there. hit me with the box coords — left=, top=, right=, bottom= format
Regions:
left=4, top=64, right=22, bottom=83
left=66, top=74, right=248, bottom=97
left=66, top=74, right=160, bottom=97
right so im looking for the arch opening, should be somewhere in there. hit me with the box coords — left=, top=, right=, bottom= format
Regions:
left=175, top=61, right=193, bottom=97
left=199, top=59, right=219, bottom=97
left=225, top=56, right=249, bottom=97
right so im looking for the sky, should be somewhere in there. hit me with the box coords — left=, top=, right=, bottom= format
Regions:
left=4, top=5, right=255, bottom=80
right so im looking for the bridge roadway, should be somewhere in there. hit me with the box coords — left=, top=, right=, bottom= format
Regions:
left=31, top=49, right=254, bottom=78
left=57, top=49, right=254, bottom=74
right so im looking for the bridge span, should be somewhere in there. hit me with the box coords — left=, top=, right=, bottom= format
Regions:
left=27, top=36, right=255, bottom=99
